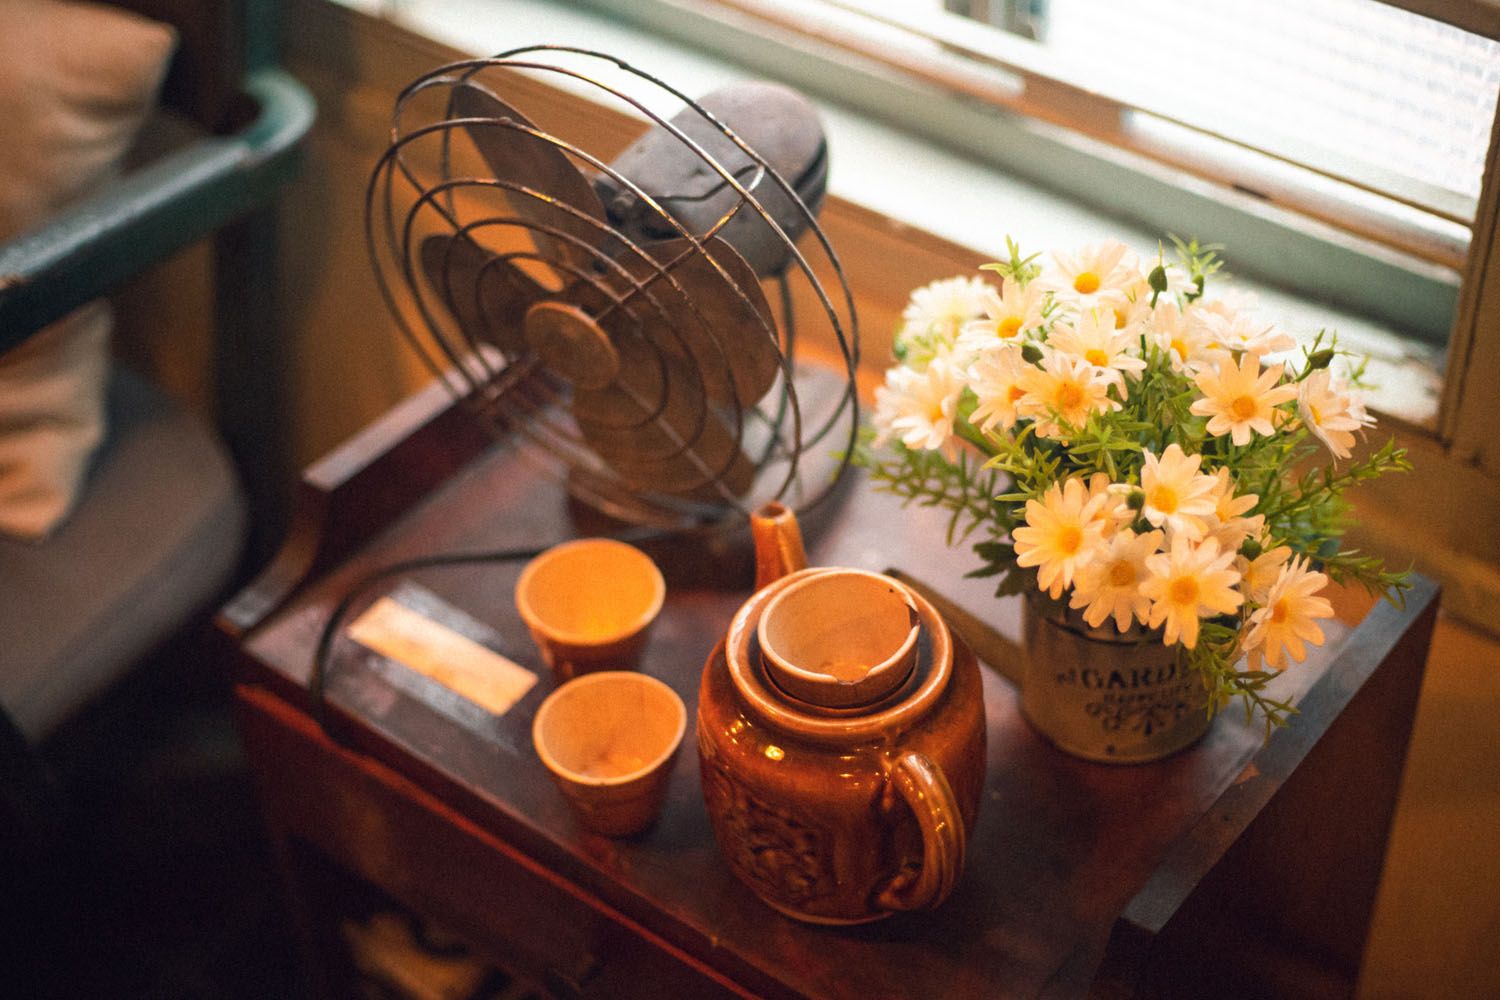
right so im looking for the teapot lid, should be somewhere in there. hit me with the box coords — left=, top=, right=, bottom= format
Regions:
left=724, top=568, right=955, bottom=745
left=757, top=569, right=920, bottom=709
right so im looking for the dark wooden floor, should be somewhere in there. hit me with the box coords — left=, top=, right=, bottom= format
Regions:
left=6, top=639, right=308, bottom=1000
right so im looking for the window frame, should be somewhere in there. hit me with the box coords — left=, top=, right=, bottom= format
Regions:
left=577, top=0, right=1500, bottom=438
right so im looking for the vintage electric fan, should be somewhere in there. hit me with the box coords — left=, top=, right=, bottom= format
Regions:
left=365, top=47, right=861, bottom=533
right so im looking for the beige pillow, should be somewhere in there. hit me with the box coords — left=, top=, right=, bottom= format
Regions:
left=0, top=0, right=176, bottom=540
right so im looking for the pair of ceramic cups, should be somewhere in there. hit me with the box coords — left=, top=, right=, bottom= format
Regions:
left=518, top=538, right=685, bottom=837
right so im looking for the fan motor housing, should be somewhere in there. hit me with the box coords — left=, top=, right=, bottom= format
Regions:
left=524, top=301, right=621, bottom=390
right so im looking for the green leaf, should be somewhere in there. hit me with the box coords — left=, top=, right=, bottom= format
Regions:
left=973, top=541, right=1014, bottom=561
left=995, top=571, right=1033, bottom=598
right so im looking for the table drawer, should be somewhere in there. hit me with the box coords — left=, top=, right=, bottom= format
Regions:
left=236, top=685, right=746, bottom=1000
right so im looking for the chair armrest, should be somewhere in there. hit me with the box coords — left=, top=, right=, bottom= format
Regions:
left=0, top=67, right=315, bottom=351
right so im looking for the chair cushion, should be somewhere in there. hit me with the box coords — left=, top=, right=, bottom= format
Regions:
left=0, top=0, right=176, bottom=539
left=0, top=0, right=176, bottom=237
left=0, top=368, right=247, bottom=741
left=0, top=303, right=112, bottom=539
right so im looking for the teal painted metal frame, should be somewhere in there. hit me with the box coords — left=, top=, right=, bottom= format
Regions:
left=0, top=69, right=315, bottom=352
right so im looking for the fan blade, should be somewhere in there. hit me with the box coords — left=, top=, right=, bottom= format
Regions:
left=450, top=81, right=610, bottom=271
left=572, top=333, right=755, bottom=499
left=421, top=233, right=541, bottom=355
left=600, top=237, right=780, bottom=410
left=596, top=81, right=827, bottom=277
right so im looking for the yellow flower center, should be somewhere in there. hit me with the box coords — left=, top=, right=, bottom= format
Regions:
left=998, top=316, right=1023, bottom=338
left=1169, top=576, right=1200, bottom=607
left=1149, top=485, right=1179, bottom=514
left=1055, top=382, right=1085, bottom=410
left=1308, top=402, right=1323, bottom=425
left=1231, top=395, right=1259, bottom=420
left=1108, top=562, right=1136, bottom=587
left=1057, top=525, right=1084, bottom=555
left=1113, top=308, right=1128, bottom=330
left=928, top=400, right=946, bottom=423
left=1085, top=348, right=1109, bottom=366
left=1270, top=599, right=1290, bottom=624
left=1074, top=271, right=1101, bottom=295
left=1170, top=337, right=1187, bottom=360
left=1007, top=384, right=1027, bottom=405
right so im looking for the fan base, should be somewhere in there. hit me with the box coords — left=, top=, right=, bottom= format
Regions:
left=564, top=472, right=854, bottom=593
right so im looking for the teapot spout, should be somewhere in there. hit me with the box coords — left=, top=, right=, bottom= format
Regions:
left=751, top=502, right=808, bottom=590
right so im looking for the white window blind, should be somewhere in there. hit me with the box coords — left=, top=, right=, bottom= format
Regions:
left=849, top=0, right=1500, bottom=226
left=1036, top=0, right=1500, bottom=217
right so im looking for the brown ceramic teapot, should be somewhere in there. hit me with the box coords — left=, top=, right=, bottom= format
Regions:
left=697, top=503, right=987, bottom=924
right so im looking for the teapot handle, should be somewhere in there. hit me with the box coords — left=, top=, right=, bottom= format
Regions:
left=874, top=750, right=966, bottom=912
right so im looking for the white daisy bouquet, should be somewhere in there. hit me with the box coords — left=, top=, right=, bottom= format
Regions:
left=857, top=237, right=1410, bottom=724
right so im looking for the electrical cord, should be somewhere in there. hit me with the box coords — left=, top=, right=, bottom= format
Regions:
left=307, top=526, right=671, bottom=735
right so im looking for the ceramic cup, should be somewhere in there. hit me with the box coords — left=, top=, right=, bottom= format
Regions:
left=757, top=569, right=922, bottom=708
left=515, top=538, right=666, bottom=681
left=532, top=671, right=686, bottom=837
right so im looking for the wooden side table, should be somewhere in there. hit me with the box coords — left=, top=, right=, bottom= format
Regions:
left=222, top=385, right=1439, bottom=999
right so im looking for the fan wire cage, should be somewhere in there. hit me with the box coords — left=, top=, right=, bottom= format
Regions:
left=365, top=46, right=860, bottom=534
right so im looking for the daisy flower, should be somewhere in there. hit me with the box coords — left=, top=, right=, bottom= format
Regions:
left=901, top=276, right=993, bottom=355
left=1103, top=292, right=1151, bottom=336
left=1203, top=467, right=1264, bottom=554
left=1084, top=472, right=1132, bottom=532
left=1243, top=556, right=1334, bottom=670
left=967, top=343, right=1031, bottom=433
left=1190, top=302, right=1296, bottom=356
left=1237, top=544, right=1292, bottom=604
left=1297, top=369, right=1374, bottom=460
left=871, top=358, right=966, bottom=457
left=1140, top=534, right=1244, bottom=649
left=1046, top=308, right=1147, bottom=387
left=1150, top=300, right=1212, bottom=372
left=1190, top=352, right=1297, bottom=446
left=955, top=280, right=1044, bottom=355
left=1069, top=527, right=1164, bottom=632
left=1037, top=240, right=1142, bottom=311
left=1017, top=348, right=1121, bottom=439
left=1139, top=443, right=1218, bottom=540
left=1013, top=477, right=1109, bottom=599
